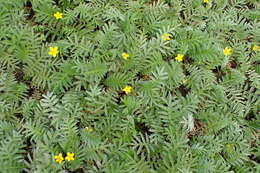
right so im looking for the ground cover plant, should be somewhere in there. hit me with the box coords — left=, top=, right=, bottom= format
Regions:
left=0, top=0, right=260, bottom=172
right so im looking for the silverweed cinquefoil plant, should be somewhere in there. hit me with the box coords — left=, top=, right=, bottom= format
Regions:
left=223, top=47, right=232, bottom=56
left=54, top=152, right=75, bottom=164
left=54, top=12, right=63, bottom=19
left=175, top=54, right=184, bottom=62
left=122, top=86, right=132, bottom=94
left=161, top=33, right=171, bottom=41
left=48, top=46, right=59, bottom=57
left=252, top=44, right=259, bottom=51
left=1, top=0, right=259, bottom=172
left=65, top=152, right=75, bottom=161
left=121, top=52, right=129, bottom=60
left=54, top=153, right=64, bottom=164
left=85, top=126, right=93, bottom=132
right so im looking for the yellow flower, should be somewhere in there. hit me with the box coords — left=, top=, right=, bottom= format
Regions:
left=223, top=47, right=232, bottom=56
left=161, top=33, right=171, bottom=41
left=175, top=54, right=184, bottom=62
left=54, top=153, right=64, bottom=164
left=85, top=126, right=93, bottom=132
left=182, top=79, right=188, bottom=84
left=48, top=46, right=59, bottom=57
left=252, top=45, right=260, bottom=51
left=65, top=152, right=75, bottom=161
left=225, top=144, right=234, bottom=152
left=122, top=86, right=132, bottom=94
left=54, top=12, right=63, bottom=19
left=121, top=52, right=129, bottom=60
left=203, top=0, right=209, bottom=3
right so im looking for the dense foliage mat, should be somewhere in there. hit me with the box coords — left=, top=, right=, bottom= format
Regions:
left=0, top=0, right=260, bottom=172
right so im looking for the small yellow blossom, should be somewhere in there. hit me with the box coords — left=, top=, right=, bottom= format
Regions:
left=122, top=86, right=132, bottom=94
left=65, top=152, right=75, bottom=161
left=252, top=45, right=260, bottom=51
left=182, top=79, right=188, bottom=84
left=161, top=33, right=171, bottom=41
left=85, top=126, right=93, bottom=132
left=48, top=46, right=59, bottom=57
left=223, top=47, right=232, bottom=56
left=225, top=144, right=234, bottom=152
left=121, top=52, right=129, bottom=60
left=175, top=54, right=184, bottom=62
left=54, top=12, right=63, bottom=19
left=203, top=0, right=209, bottom=3
left=54, top=153, right=64, bottom=164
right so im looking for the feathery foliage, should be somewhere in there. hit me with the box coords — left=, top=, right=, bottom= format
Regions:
left=0, top=0, right=259, bottom=172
